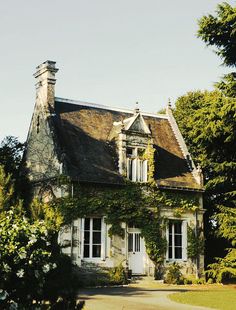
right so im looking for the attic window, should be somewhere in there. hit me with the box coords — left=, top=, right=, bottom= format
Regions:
left=127, top=148, right=133, bottom=157
left=126, top=147, right=147, bottom=182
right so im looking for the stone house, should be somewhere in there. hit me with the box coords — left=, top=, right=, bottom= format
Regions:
left=24, top=60, right=204, bottom=278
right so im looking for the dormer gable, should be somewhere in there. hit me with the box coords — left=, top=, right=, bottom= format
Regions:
left=110, top=109, right=154, bottom=183
left=125, top=112, right=151, bottom=135
left=112, top=111, right=151, bottom=136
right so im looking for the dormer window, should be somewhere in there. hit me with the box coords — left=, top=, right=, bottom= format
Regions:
left=126, top=147, right=148, bottom=182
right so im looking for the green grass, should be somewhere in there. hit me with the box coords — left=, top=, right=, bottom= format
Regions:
left=169, top=287, right=236, bottom=310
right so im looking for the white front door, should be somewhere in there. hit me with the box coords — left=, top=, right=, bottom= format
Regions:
left=128, top=228, right=146, bottom=274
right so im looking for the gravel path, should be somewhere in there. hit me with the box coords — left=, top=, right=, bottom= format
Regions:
left=79, top=284, right=214, bottom=310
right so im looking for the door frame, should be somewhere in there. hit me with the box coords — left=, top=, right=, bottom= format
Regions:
left=127, top=226, right=146, bottom=275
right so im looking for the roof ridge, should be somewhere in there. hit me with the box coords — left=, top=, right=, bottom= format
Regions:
left=55, top=97, right=168, bottom=119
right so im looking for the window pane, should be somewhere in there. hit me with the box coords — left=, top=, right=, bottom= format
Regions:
left=93, top=232, right=101, bottom=244
left=84, top=244, right=89, bottom=258
left=127, top=148, right=133, bottom=156
left=174, top=222, right=182, bottom=234
left=128, top=233, right=133, bottom=252
left=85, top=218, right=90, bottom=230
left=175, top=247, right=182, bottom=259
left=93, top=245, right=101, bottom=257
left=168, top=246, right=172, bottom=259
left=93, top=218, right=101, bottom=231
left=174, top=235, right=182, bottom=246
left=135, top=233, right=140, bottom=252
left=84, top=231, right=90, bottom=244
left=128, top=159, right=132, bottom=180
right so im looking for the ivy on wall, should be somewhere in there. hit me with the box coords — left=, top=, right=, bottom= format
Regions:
left=187, top=225, right=205, bottom=260
left=49, top=180, right=200, bottom=266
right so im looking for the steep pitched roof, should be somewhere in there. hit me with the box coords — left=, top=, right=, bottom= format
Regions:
left=53, top=98, right=202, bottom=191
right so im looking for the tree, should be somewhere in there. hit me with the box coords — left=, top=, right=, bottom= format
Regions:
left=198, top=2, right=236, bottom=67
left=174, top=90, right=236, bottom=266
left=173, top=3, right=236, bottom=273
left=215, top=72, right=236, bottom=98
left=0, top=170, right=82, bottom=309
left=0, top=136, right=29, bottom=203
left=198, top=2, right=236, bottom=98
left=0, top=165, right=14, bottom=211
left=0, top=136, right=24, bottom=178
left=206, top=207, right=236, bottom=282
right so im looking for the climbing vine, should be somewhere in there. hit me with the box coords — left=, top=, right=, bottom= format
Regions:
left=142, top=139, right=156, bottom=184
left=187, top=226, right=204, bottom=260
left=49, top=179, right=200, bottom=266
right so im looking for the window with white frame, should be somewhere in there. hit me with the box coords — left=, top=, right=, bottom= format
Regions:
left=83, top=218, right=102, bottom=258
left=126, top=147, right=148, bottom=182
left=168, top=220, right=184, bottom=260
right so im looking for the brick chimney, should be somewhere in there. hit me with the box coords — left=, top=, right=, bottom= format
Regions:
left=34, top=60, right=58, bottom=112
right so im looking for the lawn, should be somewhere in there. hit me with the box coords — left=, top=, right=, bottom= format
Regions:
left=169, top=286, right=236, bottom=310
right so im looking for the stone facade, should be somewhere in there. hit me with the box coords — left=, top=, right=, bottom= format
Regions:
left=24, top=61, right=205, bottom=279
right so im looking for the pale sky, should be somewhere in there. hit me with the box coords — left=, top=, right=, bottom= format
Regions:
left=0, top=0, right=234, bottom=142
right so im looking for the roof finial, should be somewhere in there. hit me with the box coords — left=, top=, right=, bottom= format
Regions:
left=166, top=98, right=172, bottom=115
left=135, top=101, right=140, bottom=114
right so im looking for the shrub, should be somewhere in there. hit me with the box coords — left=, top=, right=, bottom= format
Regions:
left=109, top=264, right=128, bottom=285
left=164, top=262, right=184, bottom=285
left=76, top=262, right=128, bottom=287
left=183, top=278, right=192, bottom=285
left=196, top=277, right=206, bottom=284
left=206, top=248, right=236, bottom=283
left=207, top=278, right=214, bottom=284
left=0, top=208, right=81, bottom=309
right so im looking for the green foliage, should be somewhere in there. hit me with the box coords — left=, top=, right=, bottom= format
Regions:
left=0, top=136, right=28, bottom=204
left=0, top=136, right=24, bottom=178
left=174, top=90, right=236, bottom=264
left=51, top=182, right=199, bottom=266
left=142, top=139, right=156, bottom=184
left=164, top=262, right=184, bottom=285
left=76, top=262, right=127, bottom=287
left=214, top=206, right=236, bottom=246
left=0, top=208, right=81, bottom=309
left=197, top=2, right=236, bottom=67
left=215, top=72, right=236, bottom=98
left=0, top=169, right=81, bottom=309
left=30, top=198, right=63, bottom=231
left=206, top=207, right=236, bottom=283
left=0, top=165, right=14, bottom=211
left=187, top=226, right=204, bottom=260
left=0, top=208, right=53, bottom=307
left=108, top=263, right=128, bottom=285
left=206, top=249, right=236, bottom=283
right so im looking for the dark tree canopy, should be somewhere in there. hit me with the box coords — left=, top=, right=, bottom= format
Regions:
left=0, top=136, right=29, bottom=202
left=198, top=2, right=236, bottom=67
left=174, top=90, right=236, bottom=268
left=0, top=136, right=24, bottom=178
left=215, top=72, right=236, bottom=97
left=174, top=90, right=236, bottom=207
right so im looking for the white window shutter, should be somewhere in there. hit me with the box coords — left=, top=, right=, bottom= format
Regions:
left=143, top=160, right=148, bottom=182
left=182, top=221, right=187, bottom=261
left=127, top=158, right=130, bottom=179
left=101, top=217, right=106, bottom=260
left=137, top=159, right=140, bottom=181
left=80, top=218, right=85, bottom=259
left=166, top=224, right=169, bottom=261
left=132, top=159, right=137, bottom=181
